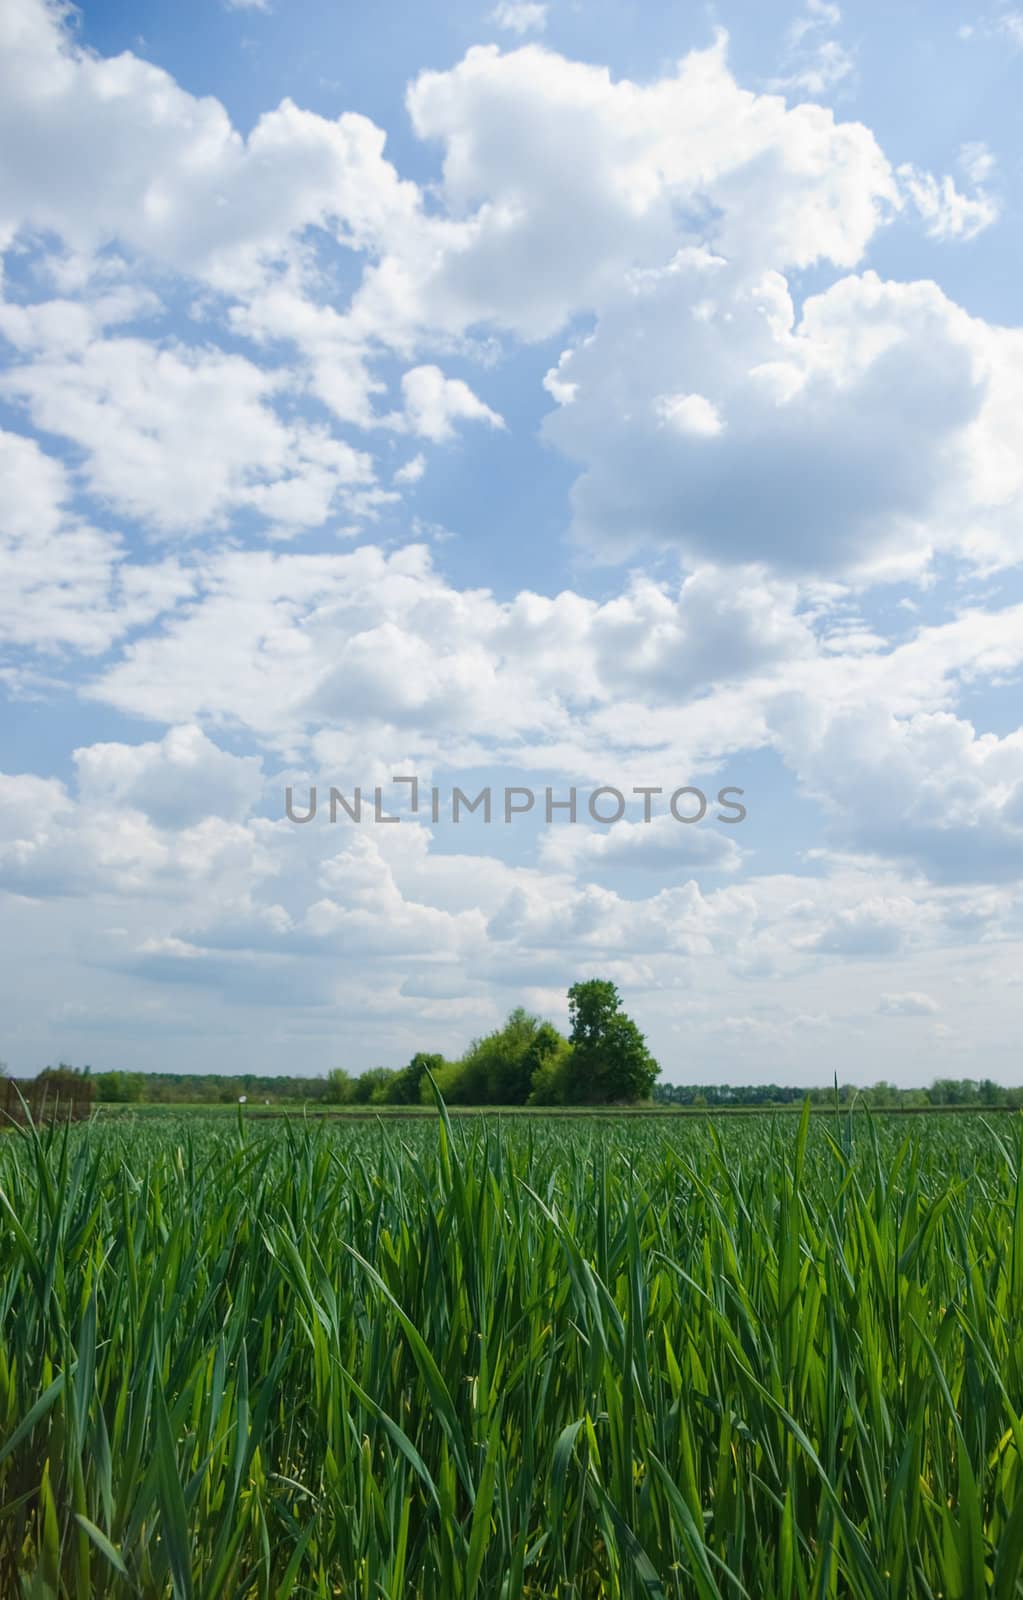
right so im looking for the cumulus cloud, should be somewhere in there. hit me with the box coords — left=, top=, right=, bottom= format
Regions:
left=399, top=37, right=899, bottom=346
left=0, top=0, right=420, bottom=289
left=806, top=897, right=933, bottom=956
left=393, top=365, right=505, bottom=442
left=2, top=3, right=1018, bottom=587
left=544, top=265, right=1023, bottom=575
left=74, top=725, right=263, bottom=829
left=538, top=812, right=745, bottom=876
left=0, top=767, right=275, bottom=902
left=1, top=333, right=376, bottom=536
left=82, top=545, right=816, bottom=752
left=655, top=392, right=725, bottom=437
left=780, top=704, right=1023, bottom=882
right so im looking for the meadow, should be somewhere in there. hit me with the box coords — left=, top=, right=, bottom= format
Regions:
left=2, top=1103, right=1023, bottom=1598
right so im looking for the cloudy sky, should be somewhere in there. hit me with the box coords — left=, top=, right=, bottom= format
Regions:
left=1, top=0, right=1021, bottom=1085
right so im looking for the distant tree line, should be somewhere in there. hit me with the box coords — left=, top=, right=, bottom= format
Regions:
left=652, top=1078, right=1023, bottom=1109
left=9, top=1037, right=1022, bottom=1113
left=8, top=982, right=661, bottom=1109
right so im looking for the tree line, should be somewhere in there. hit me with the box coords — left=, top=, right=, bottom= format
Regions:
left=652, top=1078, right=1023, bottom=1108
left=10, top=1014, right=1022, bottom=1112
left=7, top=981, right=661, bottom=1108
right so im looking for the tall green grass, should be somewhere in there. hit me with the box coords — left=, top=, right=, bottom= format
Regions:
left=2, top=1102, right=1023, bottom=1597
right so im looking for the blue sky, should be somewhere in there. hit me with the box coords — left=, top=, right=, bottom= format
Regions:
left=1, top=0, right=1021, bottom=1084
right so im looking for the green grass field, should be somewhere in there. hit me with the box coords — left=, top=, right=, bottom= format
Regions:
left=88, top=1099, right=1018, bottom=1120
left=3, top=1103, right=1023, bottom=1597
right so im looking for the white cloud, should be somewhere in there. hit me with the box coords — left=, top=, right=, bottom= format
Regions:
left=960, top=9, right=1023, bottom=48
left=0, top=2, right=420, bottom=290
left=544, top=266, right=1023, bottom=575
left=0, top=427, right=192, bottom=652
left=1, top=333, right=376, bottom=536
left=878, top=992, right=939, bottom=1015
left=71, top=540, right=1023, bottom=902
left=489, top=2, right=548, bottom=34
left=771, top=1, right=855, bottom=97
left=538, top=812, right=745, bottom=876
left=0, top=767, right=275, bottom=902
left=779, top=703, right=1023, bottom=882
left=898, top=164, right=1000, bottom=241
left=807, top=897, right=934, bottom=956
left=74, top=725, right=263, bottom=828
left=654, top=392, right=725, bottom=438
left=394, top=365, right=505, bottom=443
left=393, top=453, right=427, bottom=485
left=4, top=5, right=1011, bottom=588
left=82, top=545, right=816, bottom=753
left=399, top=37, right=898, bottom=348
left=959, top=140, right=996, bottom=186
left=1, top=726, right=1020, bottom=1077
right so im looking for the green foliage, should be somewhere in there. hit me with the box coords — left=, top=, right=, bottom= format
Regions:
left=443, top=1008, right=565, bottom=1105
left=653, top=1078, right=1019, bottom=1110
left=325, top=1067, right=357, bottom=1105
left=94, top=1071, right=146, bottom=1104
left=3, top=1110, right=1023, bottom=1596
left=526, top=1036, right=575, bottom=1104
left=352, top=1066, right=398, bottom=1105
left=565, top=978, right=660, bottom=1103
left=420, top=1056, right=469, bottom=1104
left=390, top=1052, right=445, bottom=1105
left=66, top=1071, right=334, bottom=1105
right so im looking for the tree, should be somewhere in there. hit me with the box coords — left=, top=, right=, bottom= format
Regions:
left=353, top=1067, right=397, bottom=1105
left=564, top=980, right=660, bottom=1104
left=390, top=1052, right=445, bottom=1105
left=325, top=1068, right=357, bottom=1105
left=867, top=1080, right=898, bottom=1108
left=421, top=1058, right=472, bottom=1104
left=526, top=1036, right=575, bottom=1105
left=455, top=1009, right=566, bottom=1105
left=95, top=1071, right=145, bottom=1103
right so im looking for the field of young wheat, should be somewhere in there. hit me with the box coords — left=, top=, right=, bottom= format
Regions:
left=2, top=1102, right=1023, bottom=1598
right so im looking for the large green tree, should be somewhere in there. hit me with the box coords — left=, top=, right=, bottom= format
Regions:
left=391, top=1051, right=445, bottom=1105
left=564, top=980, right=659, bottom=1104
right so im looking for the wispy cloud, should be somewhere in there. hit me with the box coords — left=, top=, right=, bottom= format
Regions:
left=771, top=0, right=856, bottom=96
left=959, top=7, right=1023, bottom=46
left=898, top=156, right=1000, bottom=240
left=489, top=2, right=549, bottom=35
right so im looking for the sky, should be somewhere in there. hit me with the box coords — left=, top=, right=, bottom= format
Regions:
left=1, top=0, right=1022, bottom=1086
